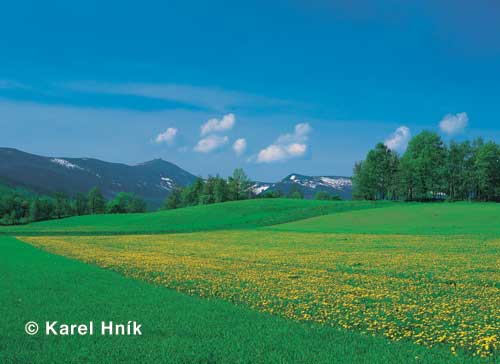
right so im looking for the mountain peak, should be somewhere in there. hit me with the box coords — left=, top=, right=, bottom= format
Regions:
left=252, top=174, right=352, bottom=199
left=0, top=148, right=197, bottom=209
left=135, top=158, right=168, bottom=166
left=285, top=173, right=306, bottom=181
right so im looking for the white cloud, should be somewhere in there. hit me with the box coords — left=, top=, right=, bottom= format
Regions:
left=439, top=112, right=468, bottom=135
left=256, top=123, right=311, bottom=163
left=257, top=143, right=308, bottom=163
left=275, top=122, right=311, bottom=144
left=293, top=123, right=312, bottom=137
left=286, top=143, right=307, bottom=156
left=384, top=126, right=411, bottom=151
left=155, top=127, right=178, bottom=144
left=233, top=138, right=247, bottom=156
left=194, top=135, right=229, bottom=153
left=201, top=113, right=235, bottom=135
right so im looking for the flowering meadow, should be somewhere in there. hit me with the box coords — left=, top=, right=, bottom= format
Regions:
left=22, top=230, right=500, bottom=359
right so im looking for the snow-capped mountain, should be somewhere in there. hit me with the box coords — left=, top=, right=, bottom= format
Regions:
left=0, top=149, right=353, bottom=206
left=252, top=173, right=352, bottom=199
left=0, top=148, right=197, bottom=208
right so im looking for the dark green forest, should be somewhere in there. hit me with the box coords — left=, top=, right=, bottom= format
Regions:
left=353, top=131, right=500, bottom=201
left=0, top=186, right=147, bottom=225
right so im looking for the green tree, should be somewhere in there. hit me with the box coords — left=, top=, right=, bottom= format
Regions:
left=352, top=161, right=371, bottom=200
left=106, top=192, right=132, bottom=214
left=53, top=192, right=72, bottom=219
left=33, top=197, right=54, bottom=222
left=446, top=141, right=474, bottom=200
left=88, top=187, right=106, bottom=214
left=29, top=198, right=43, bottom=222
left=213, top=176, right=229, bottom=203
left=287, top=184, right=303, bottom=199
left=474, top=141, right=500, bottom=201
left=228, top=168, right=251, bottom=200
left=352, top=143, right=399, bottom=200
left=164, top=188, right=183, bottom=209
left=128, top=195, right=147, bottom=213
left=181, top=177, right=205, bottom=206
left=74, top=192, right=89, bottom=215
left=0, top=194, right=30, bottom=224
left=399, top=131, right=447, bottom=200
left=106, top=192, right=146, bottom=213
left=200, top=176, right=216, bottom=205
left=261, top=189, right=283, bottom=198
left=469, top=138, right=484, bottom=200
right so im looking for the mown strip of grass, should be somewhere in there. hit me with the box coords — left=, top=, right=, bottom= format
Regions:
left=0, top=236, right=479, bottom=364
left=0, top=199, right=386, bottom=236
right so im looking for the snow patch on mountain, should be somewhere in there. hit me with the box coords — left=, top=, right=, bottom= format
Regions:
left=319, top=177, right=352, bottom=189
left=51, top=158, right=83, bottom=170
left=160, top=176, right=175, bottom=190
left=287, top=175, right=352, bottom=190
left=251, top=183, right=271, bottom=194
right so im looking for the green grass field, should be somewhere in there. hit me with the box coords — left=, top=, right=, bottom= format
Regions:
left=1, top=235, right=474, bottom=364
left=2, top=199, right=499, bottom=363
left=270, top=202, right=500, bottom=235
left=0, top=199, right=384, bottom=236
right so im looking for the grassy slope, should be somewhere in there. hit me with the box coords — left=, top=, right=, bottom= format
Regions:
left=270, top=202, right=500, bottom=235
left=0, top=236, right=477, bottom=364
left=1, top=199, right=385, bottom=235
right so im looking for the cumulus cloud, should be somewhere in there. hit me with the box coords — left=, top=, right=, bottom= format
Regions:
left=384, top=126, right=411, bottom=151
left=256, top=123, right=311, bottom=163
left=155, top=127, right=178, bottom=144
left=257, top=143, right=307, bottom=163
left=233, top=138, right=247, bottom=156
left=439, top=112, right=468, bottom=135
left=194, top=135, right=229, bottom=153
left=201, top=113, right=235, bottom=135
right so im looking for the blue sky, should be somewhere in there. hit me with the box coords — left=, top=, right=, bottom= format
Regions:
left=1, top=0, right=499, bottom=181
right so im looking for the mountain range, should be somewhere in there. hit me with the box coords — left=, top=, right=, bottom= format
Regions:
left=0, top=148, right=352, bottom=207
left=251, top=174, right=352, bottom=200
left=0, top=148, right=197, bottom=208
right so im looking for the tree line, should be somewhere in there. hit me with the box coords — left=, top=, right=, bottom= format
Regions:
left=164, top=168, right=253, bottom=209
left=353, top=131, right=500, bottom=201
left=1, top=168, right=344, bottom=224
left=0, top=187, right=147, bottom=225
left=164, top=168, right=342, bottom=209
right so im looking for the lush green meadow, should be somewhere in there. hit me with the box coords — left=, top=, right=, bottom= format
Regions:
left=271, top=202, right=500, bottom=235
left=1, top=235, right=472, bottom=364
left=0, top=199, right=383, bottom=236
left=2, top=199, right=500, bottom=363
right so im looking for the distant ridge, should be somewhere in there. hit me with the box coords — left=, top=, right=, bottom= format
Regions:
left=0, top=148, right=353, bottom=206
left=251, top=173, right=352, bottom=199
left=0, top=148, right=197, bottom=208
